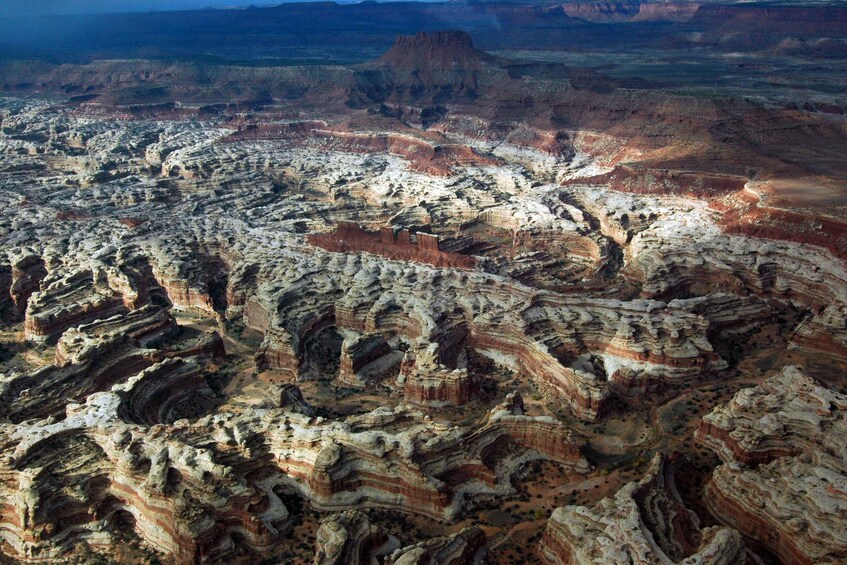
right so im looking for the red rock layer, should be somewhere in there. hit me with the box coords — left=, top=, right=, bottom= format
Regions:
left=562, top=2, right=701, bottom=23
left=308, top=222, right=476, bottom=270
left=116, top=358, right=213, bottom=425
left=713, top=191, right=847, bottom=261
left=703, top=474, right=810, bottom=565
left=402, top=367, right=474, bottom=407
left=250, top=281, right=718, bottom=422
left=475, top=393, right=585, bottom=465
left=512, top=230, right=601, bottom=262
left=280, top=442, right=453, bottom=521
left=696, top=420, right=798, bottom=468
left=692, top=4, right=847, bottom=34
left=93, top=469, right=280, bottom=564
left=0, top=396, right=289, bottom=563
left=152, top=272, right=216, bottom=313
left=567, top=164, right=748, bottom=197
left=24, top=295, right=127, bottom=342
left=468, top=329, right=607, bottom=420
left=334, top=303, right=426, bottom=343
left=483, top=417, right=582, bottom=464
left=223, top=120, right=327, bottom=142
left=697, top=368, right=847, bottom=564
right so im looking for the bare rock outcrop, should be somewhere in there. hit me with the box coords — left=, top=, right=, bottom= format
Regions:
left=312, top=510, right=485, bottom=565
left=0, top=393, right=290, bottom=563
left=313, top=511, right=398, bottom=565
left=337, top=332, right=399, bottom=388
left=697, top=367, right=847, bottom=564
left=24, top=268, right=128, bottom=343
left=540, top=453, right=746, bottom=565
left=402, top=365, right=474, bottom=408
left=0, top=383, right=586, bottom=563
left=9, top=255, right=47, bottom=315
left=114, top=358, right=216, bottom=425
left=246, top=248, right=726, bottom=421
left=0, top=328, right=154, bottom=423
left=388, top=526, right=486, bottom=565
left=309, top=222, right=476, bottom=270
left=1, top=73, right=846, bottom=564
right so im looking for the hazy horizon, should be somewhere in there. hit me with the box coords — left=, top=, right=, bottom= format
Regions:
left=4, top=0, right=837, bottom=18
left=0, top=1, right=330, bottom=17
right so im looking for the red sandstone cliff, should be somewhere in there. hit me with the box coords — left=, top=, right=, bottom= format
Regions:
left=308, top=221, right=475, bottom=270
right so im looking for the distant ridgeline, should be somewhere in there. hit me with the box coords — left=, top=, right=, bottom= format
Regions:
left=1, top=1, right=845, bottom=63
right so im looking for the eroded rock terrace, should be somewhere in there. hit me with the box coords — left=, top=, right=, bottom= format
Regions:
left=0, top=96, right=846, bottom=563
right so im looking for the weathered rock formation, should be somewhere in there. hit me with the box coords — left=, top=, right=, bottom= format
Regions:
left=337, top=332, right=400, bottom=388
left=245, top=244, right=727, bottom=421
left=474, top=392, right=586, bottom=466
left=0, top=346, right=585, bottom=563
left=115, top=358, right=216, bottom=425
left=0, top=303, right=221, bottom=425
left=402, top=365, right=474, bottom=408
left=309, top=221, right=476, bottom=270
left=8, top=255, right=47, bottom=316
left=540, top=453, right=746, bottom=565
left=56, top=305, right=177, bottom=356
left=313, top=511, right=397, bottom=565
left=0, top=393, right=290, bottom=563
left=312, top=510, right=486, bottom=565
left=24, top=268, right=128, bottom=343
left=1, top=327, right=154, bottom=423
left=697, top=367, right=847, bottom=565
left=387, top=526, right=486, bottom=565
left=1, top=32, right=846, bottom=562
left=566, top=165, right=748, bottom=198
left=312, top=130, right=500, bottom=176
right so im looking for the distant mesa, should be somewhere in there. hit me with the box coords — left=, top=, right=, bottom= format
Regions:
left=375, top=30, right=498, bottom=71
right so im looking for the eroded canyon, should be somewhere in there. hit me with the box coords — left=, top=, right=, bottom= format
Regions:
left=0, top=4, right=846, bottom=564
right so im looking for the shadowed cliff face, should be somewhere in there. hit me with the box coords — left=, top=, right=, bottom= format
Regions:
left=353, top=30, right=506, bottom=104
left=375, top=31, right=498, bottom=71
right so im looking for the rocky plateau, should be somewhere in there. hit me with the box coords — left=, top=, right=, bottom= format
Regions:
left=0, top=9, right=845, bottom=565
